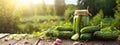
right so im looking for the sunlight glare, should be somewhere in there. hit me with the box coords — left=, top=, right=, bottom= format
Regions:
left=18, top=0, right=30, bottom=5
left=17, top=0, right=54, bottom=5
left=45, top=0, right=54, bottom=5
left=32, top=0, right=42, bottom=4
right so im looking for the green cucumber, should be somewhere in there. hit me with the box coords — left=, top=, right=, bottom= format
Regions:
left=58, top=31, right=74, bottom=39
left=73, top=16, right=77, bottom=33
left=80, top=33, right=92, bottom=40
left=76, top=15, right=82, bottom=34
left=46, top=29, right=59, bottom=37
left=56, top=26, right=73, bottom=31
left=94, top=31, right=119, bottom=40
left=46, top=30, right=73, bottom=39
left=80, top=26, right=100, bottom=33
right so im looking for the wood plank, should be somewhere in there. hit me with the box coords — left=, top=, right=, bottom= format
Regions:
left=82, top=40, right=120, bottom=45
left=1, top=34, right=120, bottom=45
left=38, top=40, right=54, bottom=45
left=37, top=40, right=120, bottom=45
left=0, top=33, right=10, bottom=39
left=14, top=39, right=37, bottom=45
left=0, top=34, right=28, bottom=45
left=33, top=39, right=41, bottom=45
left=37, top=40, right=75, bottom=45
left=5, top=34, right=28, bottom=40
left=0, top=39, right=18, bottom=45
left=61, top=40, right=74, bottom=45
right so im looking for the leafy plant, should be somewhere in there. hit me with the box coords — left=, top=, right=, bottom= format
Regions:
left=100, top=17, right=114, bottom=28
left=0, top=0, right=20, bottom=33
left=113, top=0, right=120, bottom=30
left=64, top=4, right=77, bottom=22
left=89, top=10, right=104, bottom=26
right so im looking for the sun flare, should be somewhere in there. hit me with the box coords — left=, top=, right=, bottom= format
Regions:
left=17, top=0, right=54, bottom=5
left=32, top=0, right=42, bottom=4
left=18, top=0, right=30, bottom=5
left=17, top=0, right=43, bottom=5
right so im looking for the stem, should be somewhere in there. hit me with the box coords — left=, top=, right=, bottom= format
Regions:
left=33, top=39, right=41, bottom=45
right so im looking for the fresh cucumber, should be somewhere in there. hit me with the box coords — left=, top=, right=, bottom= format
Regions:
left=56, top=26, right=72, bottom=31
left=80, top=26, right=100, bottom=33
left=58, top=31, right=74, bottom=39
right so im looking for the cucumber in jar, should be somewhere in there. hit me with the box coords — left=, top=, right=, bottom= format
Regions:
left=73, top=15, right=77, bottom=33
left=76, top=15, right=83, bottom=34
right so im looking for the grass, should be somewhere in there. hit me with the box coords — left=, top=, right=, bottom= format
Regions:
left=16, top=15, right=65, bottom=33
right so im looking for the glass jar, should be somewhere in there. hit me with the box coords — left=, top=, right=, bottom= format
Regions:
left=73, top=10, right=90, bottom=34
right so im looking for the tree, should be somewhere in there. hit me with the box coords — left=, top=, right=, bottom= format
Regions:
left=46, top=5, right=56, bottom=15
left=31, top=0, right=47, bottom=15
left=77, top=0, right=87, bottom=9
left=96, top=0, right=116, bottom=17
left=41, top=0, right=47, bottom=15
left=77, top=0, right=100, bottom=16
left=55, top=0, right=65, bottom=16
left=77, top=0, right=116, bottom=17
left=0, top=0, right=19, bottom=33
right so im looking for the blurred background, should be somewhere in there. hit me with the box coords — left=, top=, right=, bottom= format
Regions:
left=0, top=0, right=120, bottom=35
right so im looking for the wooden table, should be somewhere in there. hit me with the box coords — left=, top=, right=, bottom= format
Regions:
left=0, top=34, right=120, bottom=45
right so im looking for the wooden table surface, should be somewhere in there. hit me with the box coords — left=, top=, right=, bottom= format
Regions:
left=0, top=34, right=120, bottom=45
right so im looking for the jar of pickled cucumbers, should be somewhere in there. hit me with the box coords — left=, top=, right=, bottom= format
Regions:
left=73, top=10, right=90, bottom=34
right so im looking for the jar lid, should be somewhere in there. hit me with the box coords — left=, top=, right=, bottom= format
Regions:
left=74, top=10, right=90, bottom=15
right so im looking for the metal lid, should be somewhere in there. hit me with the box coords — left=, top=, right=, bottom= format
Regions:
left=74, top=10, right=90, bottom=15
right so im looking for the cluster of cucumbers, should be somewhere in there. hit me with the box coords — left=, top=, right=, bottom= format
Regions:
left=46, top=25, right=119, bottom=40
left=46, top=26, right=73, bottom=39
left=71, top=26, right=119, bottom=40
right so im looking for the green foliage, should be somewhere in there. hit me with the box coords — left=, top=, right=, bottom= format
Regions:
left=77, top=0, right=115, bottom=16
left=78, top=0, right=100, bottom=15
left=113, top=0, right=120, bottom=30
left=17, top=22, right=41, bottom=33
left=55, top=0, right=65, bottom=16
left=17, top=16, right=61, bottom=33
left=46, top=5, right=56, bottom=15
left=89, top=10, right=104, bottom=26
left=96, top=0, right=116, bottom=16
left=0, top=0, right=20, bottom=33
left=64, top=4, right=77, bottom=22
left=101, top=26, right=120, bottom=34
left=24, top=31, right=47, bottom=39
left=59, top=22, right=73, bottom=27
left=101, top=27, right=112, bottom=32
left=100, top=17, right=114, bottom=28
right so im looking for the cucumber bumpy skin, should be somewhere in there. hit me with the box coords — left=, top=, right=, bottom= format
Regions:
left=73, top=16, right=78, bottom=34
left=94, top=31, right=119, bottom=40
left=80, top=26, right=100, bottom=33
left=56, top=26, right=73, bottom=31
left=80, top=33, right=92, bottom=40
left=76, top=15, right=82, bottom=34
